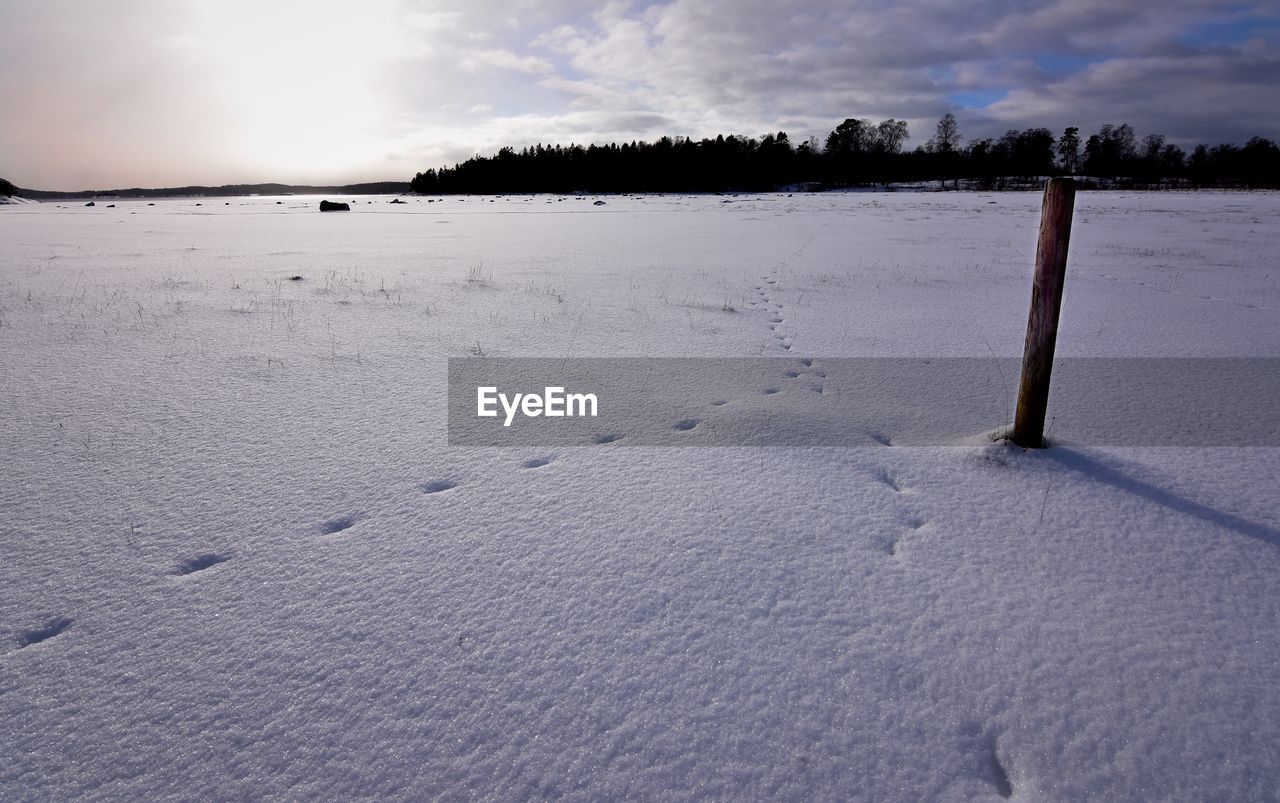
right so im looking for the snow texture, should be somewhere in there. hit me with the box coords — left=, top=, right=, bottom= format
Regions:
left=2, top=192, right=1279, bottom=800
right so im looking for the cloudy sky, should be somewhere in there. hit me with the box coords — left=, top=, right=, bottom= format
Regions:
left=2, top=0, right=1277, bottom=189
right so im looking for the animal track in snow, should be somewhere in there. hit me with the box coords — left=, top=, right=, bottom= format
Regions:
left=421, top=480, right=459, bottom=494
left=174, top=553, right=229, bottom=575
left=876, top=468, right=904, bottom=491
left=986, top=735, right=1014, bottom=798
left=762, top=387, right=780, bottom=395
left=956, top=721, right=1014, bottom=798
left=522, top=456, right=554, bottom=469
left=17, top=617, right=73, bottom=648
left=887, top=519, right=929, bottom=560
left=320, top=513, right=361, bottom=534
left=672, top=419, right=700, bottom=431
left=784, top=370, right=801, bottom=378
left=710, top=399, right=730, bottom=406
left=592, top=433, right=624, bottom=444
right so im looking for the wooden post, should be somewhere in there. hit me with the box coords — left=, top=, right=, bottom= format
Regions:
left=1012, top=178, right=1076, bottom=448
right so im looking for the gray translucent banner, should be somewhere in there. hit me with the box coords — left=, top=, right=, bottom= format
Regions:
left=447, top=358, right=1280, bottom=446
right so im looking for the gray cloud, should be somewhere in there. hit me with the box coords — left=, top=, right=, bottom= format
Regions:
left=2, top=0, right=1277, bottom=187
left=983, top=46, right=1280, bottom=145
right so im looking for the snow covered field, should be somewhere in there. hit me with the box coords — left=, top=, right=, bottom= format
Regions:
left=2, top=192, right=1278, bottom=799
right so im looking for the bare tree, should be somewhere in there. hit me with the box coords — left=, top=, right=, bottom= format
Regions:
left=875, top=119, right=909, bottom=154
left=1142, top=133, right=1166, bottom=162
left=929, top=113, right=961, bottom=153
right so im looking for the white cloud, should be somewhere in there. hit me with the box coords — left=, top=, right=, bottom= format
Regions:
left=460, top=48, right=555, bottom=74
left=405, top=10, right=462, bottom=31
left=149, top=33, right=200, bottom=52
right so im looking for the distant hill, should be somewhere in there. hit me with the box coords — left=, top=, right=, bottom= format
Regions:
left=14, top=181, right=411, bottom=200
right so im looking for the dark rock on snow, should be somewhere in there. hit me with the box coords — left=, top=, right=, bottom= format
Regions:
left=319, top=200, right=350, bottom=212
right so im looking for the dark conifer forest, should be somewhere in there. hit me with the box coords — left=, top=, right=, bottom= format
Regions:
left=410, top=115, right=1280, bottom=194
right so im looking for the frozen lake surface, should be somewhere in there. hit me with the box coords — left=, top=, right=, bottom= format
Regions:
left=2, top=192, right=1279, bottom=799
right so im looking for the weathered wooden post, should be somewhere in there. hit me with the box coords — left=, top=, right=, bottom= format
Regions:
left=1012, top=177, right=1076, bottom=448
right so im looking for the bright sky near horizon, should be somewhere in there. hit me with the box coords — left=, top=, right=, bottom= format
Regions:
left=2, top=0, right=1277, bottom=189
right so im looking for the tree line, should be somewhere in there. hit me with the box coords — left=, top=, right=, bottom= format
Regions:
left=410, top=114, right=1280, bottom=194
